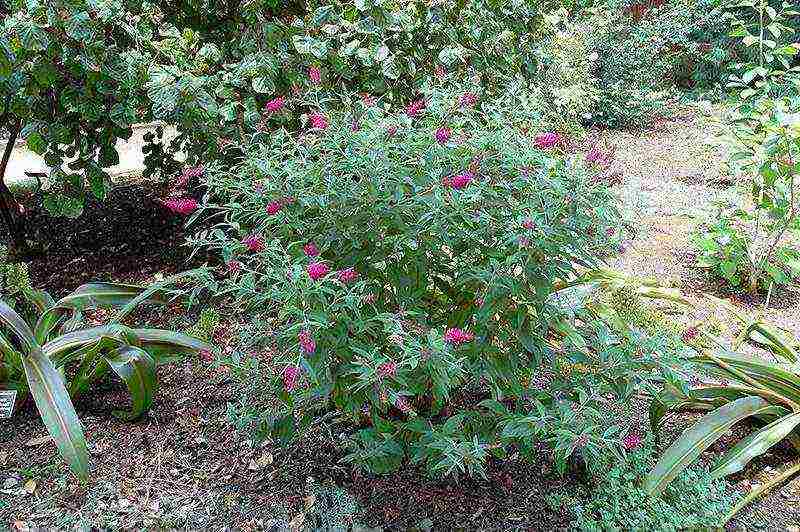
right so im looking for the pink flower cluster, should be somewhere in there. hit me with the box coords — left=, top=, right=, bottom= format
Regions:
left=226, top=260, right=242, bottom=275
left=243, top=234, right=264, bottom=252
left=307, top=261, right=330, bottom=281
left=303, top=243, right=319, bottom=257
left=266, top=200, right=283, bottom=215
left=622, top=431, right=643, bottom=451
left=443, top=171, right=474, bottom=190
left=163, top=197, right=198, bottom=215
left=377, top=361, right=397, bottom=378
left=435, top=126, right=451, bottom=145
left=265, top=97, right=285, bottom=114
left=177, top=165, right=204, bottom=187
left=522, top=219, right=535, bottom=230
left=394, top=396, right=412, bottom=414
left=308, top=66, right=321, bottom=85
left=387, top=125, right=399, bottom=138
left=283, top=365, right=302, bottom=392
left=405, top=99, right=426, bottom=118
left=459, top=92, right=478, bottom=108
left=534, top=132, right=560, bottom=149
left=682, top=326, right=699, bottom=344
left=298, top=330, right=316, bottom=354
left=586, top=144, right=615, bottom=170
left=309, top=112, right=328, bottom=130
left=337, top=267, right=358, bottom=284
left=444, top=327, right=474, bottom=345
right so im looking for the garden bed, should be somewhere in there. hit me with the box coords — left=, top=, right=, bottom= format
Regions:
left=2, top=104, right=800, bottom=530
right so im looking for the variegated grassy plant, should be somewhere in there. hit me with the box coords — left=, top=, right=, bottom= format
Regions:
left=0, top=270, right=211, bottom=479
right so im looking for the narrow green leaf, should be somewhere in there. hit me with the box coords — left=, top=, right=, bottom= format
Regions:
left=0, top=299, right=37, bottom=352
left=36, top=283, right=168, bottom=343
left=711, top=413, right=800, bottom=479
left=105, top=345, right=156, bottom=421
left=22, top=347, right=89, bottom=479
left=112, top=269, right=204, bottom=323
left=645, top=396, right=771, bottom=495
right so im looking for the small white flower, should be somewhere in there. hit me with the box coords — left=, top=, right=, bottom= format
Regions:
left=588, top=52, right=599, bottom=62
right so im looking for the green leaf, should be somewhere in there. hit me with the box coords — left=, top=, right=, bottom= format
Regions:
left=22, top=347, right=89, bottom=479
left=112, top=269, right=203, bottom=323
left=251, top=76, right=275, bottom=94
left=711, top=412, right=800, bottom=479
left=0, top=299, right=37, bottom=352
left=105, top=345, right=156, bottom=421
left=65, top=12, right=92, bottom=41
left=645, top=396, right=771, bottom=495
left=26, top=132, right=47, bottom=155
left=17, top=20, right=50, bottom=51
left=36, top=283, right=167, bottom=344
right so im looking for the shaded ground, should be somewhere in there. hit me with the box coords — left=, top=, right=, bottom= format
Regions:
left=17, top=183, right=193, bottom=294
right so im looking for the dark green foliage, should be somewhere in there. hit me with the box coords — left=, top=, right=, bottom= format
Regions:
left=1, top=0, right=154, bottom=217
left=194, top=83, right=685, bottom=478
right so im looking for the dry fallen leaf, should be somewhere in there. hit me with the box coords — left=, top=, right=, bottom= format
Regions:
left=23, top=479, right=36, bottom=494
left=303, top=494, right=316, bottom=511
left=289, top=512, right=305, bottom=532
left=257, top=453, right=274, bottom=467
left=25, top=436, right=52, bottom=447
left=0, top=450, right=8, bottom=466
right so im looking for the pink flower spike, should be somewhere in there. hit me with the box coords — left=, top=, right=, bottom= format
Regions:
left=226, top=260, right=242, bottom=275
left=377, top=361, right=397, bottom=378
left=303, top=243, right=320, bottom=257
left=177, top=165, right=204, bottom=187
left=444, top=327, right=474, bottom=346
left=265, top=97, right=285, bottom=114
left=435, top=127, right=452, bottom=145
left=623, top=432, right=643, bottom=451
left=308, top=66, right=321, bottom=85
left=283, top=365, right=302, bottom=392
left=242, top=234, right=264, bottom=252
left=266, top=201, right=283, bottom=215
left=307, top=261, right=330, bottom=281
left=395, top=396, right=412, bottom=414
left=446, top=171, right=474, bottom=190
left=298, top=330, right=316, bottom=355
left=682, top=326, right=700, bottom=344
left=337, top=267, right=358, bottom=284
left=522, top=219, right=535, bottom=230
left=163, top=197, right=198, bottom=215
left=534, top=132, right=561, bottom=149
left=405, top=99, right=426, bottom=119
left=459, top=92, right=478, bottom=108
left=309, top=112, right=328, bottom=130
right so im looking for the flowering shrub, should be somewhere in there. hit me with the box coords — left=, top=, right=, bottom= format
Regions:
left=190, top=84, right=676, bottom=477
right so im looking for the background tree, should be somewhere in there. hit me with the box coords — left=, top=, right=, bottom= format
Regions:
left=0, top=0, right=153, bottom=252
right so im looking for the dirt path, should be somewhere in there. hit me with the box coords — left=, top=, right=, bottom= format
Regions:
left=600, top=102, right=800, bottom=529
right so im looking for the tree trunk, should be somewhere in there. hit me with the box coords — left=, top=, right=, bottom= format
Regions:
left=0, top=119, right=27, bottom=254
